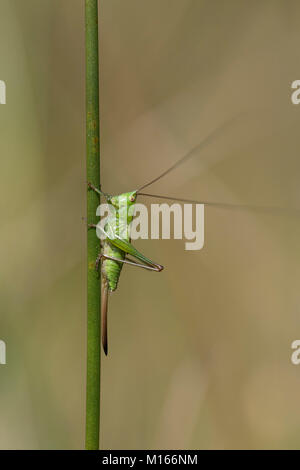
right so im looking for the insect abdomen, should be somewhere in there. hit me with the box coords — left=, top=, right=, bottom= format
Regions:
left=102, top=240, right=125, bottom=292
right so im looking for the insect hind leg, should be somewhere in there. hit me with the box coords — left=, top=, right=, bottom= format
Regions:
left=96, top=253, right=163, bottom=272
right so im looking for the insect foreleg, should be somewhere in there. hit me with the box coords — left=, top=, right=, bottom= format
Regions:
left=87, top=181, right=110, bottom=199
left=87, top=181, right=102, bottom=195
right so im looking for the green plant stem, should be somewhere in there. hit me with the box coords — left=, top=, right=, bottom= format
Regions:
left=85, top=0, right=101, bottom=451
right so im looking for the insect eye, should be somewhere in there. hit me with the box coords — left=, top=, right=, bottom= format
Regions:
left=130, top=195, right=136, bottom=202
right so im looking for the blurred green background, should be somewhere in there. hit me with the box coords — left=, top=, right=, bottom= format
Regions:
left=1, top=0, right=300, bottom=449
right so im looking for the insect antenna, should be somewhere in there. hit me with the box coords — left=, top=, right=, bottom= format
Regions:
left=139, top=192, right=300, bottom=216
left=137, top=113, right=243, bottom=193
